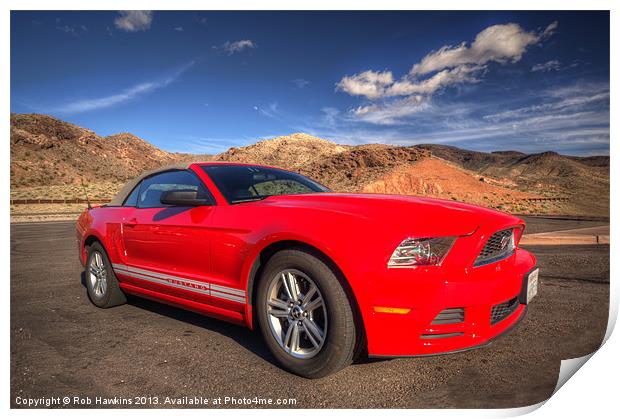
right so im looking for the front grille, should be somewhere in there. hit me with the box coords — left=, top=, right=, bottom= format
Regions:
left=431, top=308, right=465, bottom=325
left=474, top=228, right=515, bottom=267
left=491, top=297, right=520, bottom=325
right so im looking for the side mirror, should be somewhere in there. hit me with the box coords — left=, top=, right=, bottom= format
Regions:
left=160, top=190, right=211, bottom=206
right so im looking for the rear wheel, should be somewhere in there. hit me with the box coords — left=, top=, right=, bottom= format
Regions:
left=256, top=249, right=357, bottom=378
left=85, top=242, right=126, bottom=308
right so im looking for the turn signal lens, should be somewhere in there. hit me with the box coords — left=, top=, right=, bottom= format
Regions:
left=374, top=306, right=411, bottom=314
left=388, top=237, right=456, bottom=267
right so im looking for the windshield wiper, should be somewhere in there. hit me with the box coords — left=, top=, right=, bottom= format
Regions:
left=231, top=196, right=269, bottom=204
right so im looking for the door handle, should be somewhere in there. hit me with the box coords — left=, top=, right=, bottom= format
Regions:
left=124, top=218, right=138, bottom=227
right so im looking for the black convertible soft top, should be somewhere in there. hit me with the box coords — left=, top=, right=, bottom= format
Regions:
left=108, top=163, right=192, bottom=206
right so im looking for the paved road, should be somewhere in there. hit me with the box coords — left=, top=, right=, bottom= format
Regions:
left=10, top=221, right=609, bottom=408
left=519, top=215, right=609, bottom=234
left=521, top=225, right=610, bottom=245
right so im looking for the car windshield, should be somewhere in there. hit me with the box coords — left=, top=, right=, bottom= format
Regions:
left=201, top=165, right=331, bottom=204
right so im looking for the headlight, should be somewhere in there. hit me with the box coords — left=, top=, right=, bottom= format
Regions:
left=388, top=237, right=456, bottom=267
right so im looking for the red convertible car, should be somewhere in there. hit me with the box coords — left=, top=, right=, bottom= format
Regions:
left=76, top=162, right=538, bottom=378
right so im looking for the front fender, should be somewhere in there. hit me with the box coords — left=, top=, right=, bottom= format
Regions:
left=76, top=207, right=125, bottom=266
left=240, top=231, right=364, bottom=330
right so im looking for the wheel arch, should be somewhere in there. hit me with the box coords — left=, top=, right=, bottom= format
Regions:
left=80, top=232, right=105, bottom=265
left=84, top=234, right=102, bottom=248
left=244, top=239, right=366, bottom=352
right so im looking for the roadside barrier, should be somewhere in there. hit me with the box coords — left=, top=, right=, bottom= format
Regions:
left=10, top=198, right=111, bottom=205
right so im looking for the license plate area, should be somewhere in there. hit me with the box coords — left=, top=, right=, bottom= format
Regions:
left=519, top=268, right=539, bottom=304
left=526, top=268, right=539, bottom=303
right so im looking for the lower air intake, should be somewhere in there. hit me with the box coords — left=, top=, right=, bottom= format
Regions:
left=491, top=297, right=520, bottom=325
left=431, top=308, right=465, bottom=325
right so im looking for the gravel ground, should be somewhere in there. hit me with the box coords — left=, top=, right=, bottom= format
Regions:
left=10, top=221, right=609, bottom=409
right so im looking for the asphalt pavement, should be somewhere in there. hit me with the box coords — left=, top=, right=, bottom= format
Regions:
left=10, top=221, right=609, bottom=408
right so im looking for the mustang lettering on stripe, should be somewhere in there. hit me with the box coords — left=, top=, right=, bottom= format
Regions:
left=111, top=263, right=245, bottom=304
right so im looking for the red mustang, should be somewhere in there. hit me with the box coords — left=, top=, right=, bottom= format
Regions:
left=76, top=162, right=539, bottom=378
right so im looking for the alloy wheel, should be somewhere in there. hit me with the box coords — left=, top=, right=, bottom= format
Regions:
left=89, top=250, right=108, bottom=298
left=266, top=269, right=328, bottom=359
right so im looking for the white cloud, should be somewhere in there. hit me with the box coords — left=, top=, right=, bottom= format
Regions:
left=336, top=21, right=558, bottom=124
left=386, top=65, right=484, bottom=96
left=308, top=79, right=609, bottom=155
left=292, top=78, right=310, bottom=88
left=338, top=66, right=485, bottom=100
left=254, top=102, right=280, bottom=118
left=321, top=107, right=340, bottom=127
left=174, top=26, right=184, bottom=32
left=336, top=65, right=485, bottom=123
left=484, top=83, right=610, bottom=123
left=51, top=62, right=194, bottom=114
left=56, top=24, right=87, bottom=38
left=300, top=75, right=610, bottom=155
left=351, top=95, right=431, bottom=125
left=532, top=60, right=561, bottom=72
left=542, top=21, right=558, bottom=37
left=222, top=39, right=256, bottom=55
left=411, top=22, right=556, bottom=75
left=309, top=106, right=608, bottom=155
left=114, top=11, right=153, bottom=32
left=336, top=70, right=394, bottom=99
left=58, top=83, right=158, bottom=113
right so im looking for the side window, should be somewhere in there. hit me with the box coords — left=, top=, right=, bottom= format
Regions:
left=123, top=184, right=141, bottom=207
left=137, top=170, right=211, bottom=208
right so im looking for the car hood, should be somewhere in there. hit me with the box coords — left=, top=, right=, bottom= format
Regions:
left=258, top=193, right=521, bottom=237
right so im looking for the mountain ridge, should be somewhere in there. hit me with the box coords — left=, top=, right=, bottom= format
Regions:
left=10, top=113, right=609, bottom=216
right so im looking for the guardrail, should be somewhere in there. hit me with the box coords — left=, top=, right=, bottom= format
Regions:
left=10, top=198, right=111, bottom=205
left=521, top=197, right=570, bottom=202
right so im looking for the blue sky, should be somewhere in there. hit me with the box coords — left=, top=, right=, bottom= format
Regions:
left=11, top=11, right=609, bottom=156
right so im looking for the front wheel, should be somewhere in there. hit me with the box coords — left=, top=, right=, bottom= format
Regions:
left=85, top=242, right=126, bottom=308
left=256, top=249, right=357, bottom=378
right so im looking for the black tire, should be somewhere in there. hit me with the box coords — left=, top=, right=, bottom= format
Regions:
left=256, top=249, right=357, bottom=378
left=85, top=242, right=127, bottom=308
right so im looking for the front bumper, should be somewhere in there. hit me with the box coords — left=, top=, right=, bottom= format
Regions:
left=365, top=248, right=537, bottom=357
left=371, top=305, right=529, bottom=359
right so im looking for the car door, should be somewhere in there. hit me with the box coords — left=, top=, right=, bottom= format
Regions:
left=119, top=170, right=215, bottom=304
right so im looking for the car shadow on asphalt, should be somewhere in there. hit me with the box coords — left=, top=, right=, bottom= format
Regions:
left=80, top=272, right=380, bottom=370
left=81, top=272, right=278, bottom=367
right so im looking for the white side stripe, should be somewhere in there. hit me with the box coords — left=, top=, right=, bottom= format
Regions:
left=210, top=283, right=245, bottom=297
left=112, top=263, right=246, bottom=304
left=117, top=264, right=209, bottom=288
left=210, top=290, right=246, bottom=304
left=114, top=268, right=211, bottom=296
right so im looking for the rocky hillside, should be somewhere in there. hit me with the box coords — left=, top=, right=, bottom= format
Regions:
left=10, top=113, right=609, bottom=216
left=217, top=135, right=429, bottom=192
left=217, top=138, right=608, bottom=216
left=10, top=113, right=182, bottom=187
left=417, top=144, right=609, bottom=186
left=362, top=159, right=538, bottom=208
left=217, top=133, right=348, bottom=168
left=418, top=144, right=610, bottom=216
